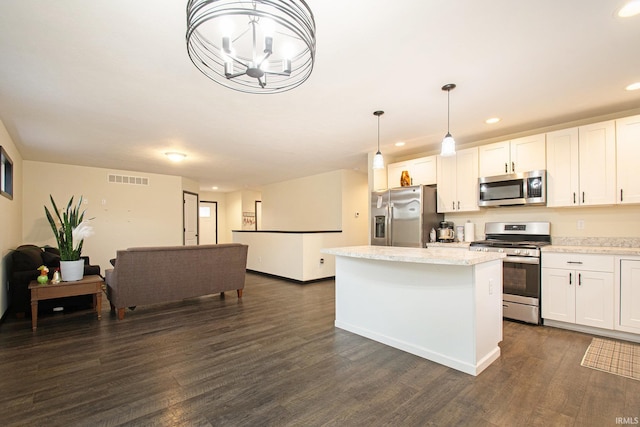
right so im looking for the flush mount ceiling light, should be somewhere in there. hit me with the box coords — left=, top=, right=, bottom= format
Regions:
left=186, top=0, right=316, bottom=94
left=485, top=117, right=501, bottom=124
left=625, top=81, right=640, bottom=91
left=165, top=152, right=187, bottom=162
left=618, top=0, right=640, bottom=17
left=440, top=83, right=457, bottom=157
left=372, top=110, right=385, bottom=170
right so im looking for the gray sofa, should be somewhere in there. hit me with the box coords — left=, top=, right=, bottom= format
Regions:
left=105, top=243, right=248, bottom=320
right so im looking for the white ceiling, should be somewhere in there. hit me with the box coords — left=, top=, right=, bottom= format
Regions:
left=1, top=1, right=639, bottom=192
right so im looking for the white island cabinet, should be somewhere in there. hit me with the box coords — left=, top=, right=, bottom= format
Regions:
left=321, top=246, right=505, bottom=376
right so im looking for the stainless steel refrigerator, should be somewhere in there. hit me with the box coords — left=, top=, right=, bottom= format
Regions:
left=371, top=185, right=443, bottom=248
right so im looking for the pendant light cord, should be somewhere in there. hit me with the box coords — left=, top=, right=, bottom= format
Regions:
left=447, top=89, right=451, bottom=134
left=377, top=115, right=381, bottom=152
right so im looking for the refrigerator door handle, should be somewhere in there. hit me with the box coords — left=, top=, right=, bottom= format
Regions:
left=388, top=203, right=394, bottom=246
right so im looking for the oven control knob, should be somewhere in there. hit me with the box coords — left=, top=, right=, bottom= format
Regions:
left=483, top=248, right=488, bottom=252
left=514, top=249, right=521, bottom=255
left=498, top=248, right=504, bottom=253
left=522, top=250, right=529, bottom=256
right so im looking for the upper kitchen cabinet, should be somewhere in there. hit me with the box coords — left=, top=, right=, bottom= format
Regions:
left=546, top=120, right=616, bottom=207
left=436, top=147, right=479, bottom=213
left=546, top=127, right=580, bottom=207
left=616, top=115, right=640, bottom=205
left=387, top=155, right=436, bottom=189
left=578, top=120, right=616, bottom=206
left=478, top=134, right=546, bottom=177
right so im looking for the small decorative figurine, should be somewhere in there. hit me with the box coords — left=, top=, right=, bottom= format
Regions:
left=37, top=265, right=49, bottom=284
left=400, top=170, right=411, bottom=187
left=51, top=268, right=61, bottom=284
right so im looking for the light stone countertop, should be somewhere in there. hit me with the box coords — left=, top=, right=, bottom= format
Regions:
left=321, top=245, right=505, bottom=266
left=542, top=245, right=640, bottom=256
left=426, top=242, right=471, bottom=249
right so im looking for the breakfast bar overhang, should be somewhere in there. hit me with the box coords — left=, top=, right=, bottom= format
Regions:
left=321, top=246, right=506, bottom=376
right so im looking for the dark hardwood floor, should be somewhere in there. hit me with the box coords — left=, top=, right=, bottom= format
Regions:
left=1, top=272, right=638, bottom=426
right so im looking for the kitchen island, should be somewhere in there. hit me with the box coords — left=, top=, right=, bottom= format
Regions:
left=321, top=245, right=505, bottom=376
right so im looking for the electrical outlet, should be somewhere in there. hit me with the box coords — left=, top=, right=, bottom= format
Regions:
left=577, top=220, right=585, bottom=230
left=489, top=278, right=494, bottom=295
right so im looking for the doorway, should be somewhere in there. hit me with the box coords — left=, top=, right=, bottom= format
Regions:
left=183, top=191, right=199, bottom=246
left=199, top=200, right=218, bottom=244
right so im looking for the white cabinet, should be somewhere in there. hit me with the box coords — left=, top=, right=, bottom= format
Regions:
left=542, top=253, right=614, bottom=329
left=619, top=258, right=640, bottom=333
left=546, top=120, right=616, bottom=207
left=578, top=120, right=616, bottom=205
left=387, top=155, right=436, bottom=189
left=436, top=147, right=479, bottom=213
left=546, top=127, right=580, bottom=207
left=478, top=134, right=546, bottom=177
left=616, top=115, right=640, bottom=205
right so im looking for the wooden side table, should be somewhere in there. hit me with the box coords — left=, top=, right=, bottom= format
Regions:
left=28, top=274, right=104, bottom=331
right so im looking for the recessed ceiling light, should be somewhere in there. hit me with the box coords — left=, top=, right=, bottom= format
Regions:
left=165, top=152, right=187, bottom=162
left=395, top=141, right=406, bottom=147
left=485, top=117, right=501, bottom=124
left=618, top=0, right=640, bottom=17
left=625, top=81, right=640, bottom=91
left=212, top=186, right=219, bottom=190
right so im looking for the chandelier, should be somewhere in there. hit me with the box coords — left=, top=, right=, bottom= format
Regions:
left=186, top=0, right=316, bottom=94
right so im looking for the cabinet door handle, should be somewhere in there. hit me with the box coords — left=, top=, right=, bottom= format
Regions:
left=573, top=192, right=576, bottom=204
left=578, top=273, right=582, bottom=286
left=569, top=272, right=572, bottom=285
left=566, top=261, right=583, bottom=264
left=621, top=189, right=624, bottom=202
left=505, top=163, right=508, bottom=173
left=452, top=201, right=455, bottom=210
left=511, top=162, right=515, bottom=173
left=457, top=201, right=460, bottom=210
left=582, top=192, right=585, bottom=203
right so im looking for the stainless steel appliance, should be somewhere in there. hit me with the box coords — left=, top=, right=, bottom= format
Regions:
left=470, top=221, right=551, bottom=324
left=478, top=170, right=546, bottom=207
left=371, top=185, right=443, bottom=248
left=437, top=221, right=455, bottom=242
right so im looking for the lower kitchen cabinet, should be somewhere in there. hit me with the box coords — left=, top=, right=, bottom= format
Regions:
left=620, top=259, right=640, bottom=332
left=541, top=253, right=614, bottom=329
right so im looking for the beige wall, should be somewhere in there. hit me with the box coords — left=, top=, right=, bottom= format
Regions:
left=23, top=161, right=184, bottom=273
left=0, top=120, right=23, bottom=317
left=340, top=169, right=369, bottom=245
left=261, top=170, right=343, bottom=231
left=446, top=204, right=640, bottom=240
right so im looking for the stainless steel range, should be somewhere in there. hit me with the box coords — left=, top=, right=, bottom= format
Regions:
left=470, top=222, right=551, bottom=324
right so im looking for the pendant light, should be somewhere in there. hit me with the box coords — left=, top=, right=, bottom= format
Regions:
left=372, top=110, right=385, bottom=169
left=441, top=83, right=457, bottom=156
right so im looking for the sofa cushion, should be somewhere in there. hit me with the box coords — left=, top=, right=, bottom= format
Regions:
left=12, top=245, right=44, bottom=272
left=41, top=250, right=61, bottom=268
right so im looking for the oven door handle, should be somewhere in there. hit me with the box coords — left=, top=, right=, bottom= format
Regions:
left=503, top=256, right=540, bottom=265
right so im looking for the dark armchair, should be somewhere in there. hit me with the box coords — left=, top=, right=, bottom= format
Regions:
left=9, top=244, right=101, bottom=318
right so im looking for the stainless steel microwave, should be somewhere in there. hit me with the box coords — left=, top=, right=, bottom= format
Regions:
left=478, top=170, right=546, bottom=207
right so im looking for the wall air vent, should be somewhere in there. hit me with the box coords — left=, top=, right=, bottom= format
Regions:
left=107, top=174, right=149, bottom=186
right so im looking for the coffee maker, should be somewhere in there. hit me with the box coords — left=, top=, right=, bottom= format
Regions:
left=437, top=221, right=455, bottom=242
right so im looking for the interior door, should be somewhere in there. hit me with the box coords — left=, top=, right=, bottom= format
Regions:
left=199, top=200, right=218, bottom=244
left=183, top=191, right=199, bottom=246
